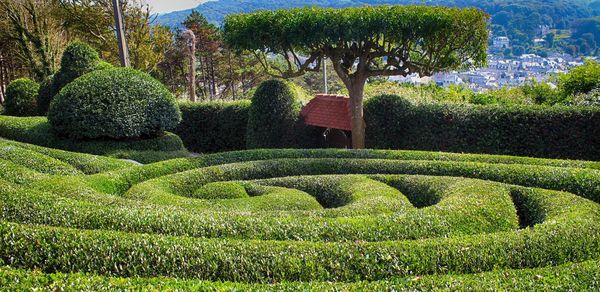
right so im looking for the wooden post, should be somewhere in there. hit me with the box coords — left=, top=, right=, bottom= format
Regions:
left=0, top=53, right=5, bottom=104
left=182, top=30, right=196, bottom=102
left=112, top=0, right=130, bottom=67
left=322, top=57, right=328, bottom=94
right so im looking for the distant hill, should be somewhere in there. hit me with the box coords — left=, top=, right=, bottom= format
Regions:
left=156, top=0, right=600, bottom=27
left=155, top=0, right=600, bottom=56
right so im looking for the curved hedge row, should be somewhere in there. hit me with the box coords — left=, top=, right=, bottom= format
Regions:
left=0, top=116, right=186, bottom=162
left=0, top=259, right=598, bottom=290
left=0, top=140, right=598, bottom=287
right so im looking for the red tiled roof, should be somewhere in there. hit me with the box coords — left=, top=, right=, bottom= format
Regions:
left=300, top=94, right=352, bottom=131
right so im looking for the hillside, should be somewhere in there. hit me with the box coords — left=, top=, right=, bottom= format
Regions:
left=156, top=0, right=600, bottom=27
left=155, top=0, right=600, bottom=56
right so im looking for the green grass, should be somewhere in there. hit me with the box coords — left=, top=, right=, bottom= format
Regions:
left=0, top=138, right=598, bottom=288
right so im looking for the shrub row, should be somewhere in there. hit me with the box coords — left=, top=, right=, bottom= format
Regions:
left=0, top=194, right=597, bottom=282
left=169, top=93, right=600, bottom=160
left=0, top=143, right=598, bottom=284
left=365, top=94, right=600, bottom=160
left=0, top=116, right=185, bottom=159
left=85, top=147, right=600, bottom=200
left=1, top=175, right=519, bottom=242
left=127, top=157, right=600, bottom=207
left=174, top=81, right=317, bottom=154
left=0, top=259, right=598, bottom=290
left=0, top=140, right=132, bottom=174
left=175, top=100, right=250, bottom=153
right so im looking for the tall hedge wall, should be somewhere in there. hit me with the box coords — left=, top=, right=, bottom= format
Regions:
left=364, top=94, right=600, bottom=160
left=174, top=100, right=251, bottom=153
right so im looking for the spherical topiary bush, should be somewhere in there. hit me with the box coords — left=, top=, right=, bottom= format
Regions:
left=193, top=182, right=249, bottom=199
left=246, top=79, right=300, bottom=148
left=4, top=78, right=40, bottom=116
left=38, top=41, right=100, bottom=115
left=48, top=67, right=181, bottom=140
left=95, top=61, right=114, bottom=71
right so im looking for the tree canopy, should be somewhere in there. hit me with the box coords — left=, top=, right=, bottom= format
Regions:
left=224, top=5, right=489, bottom=148
left=225, top=5, right=489, bottom=79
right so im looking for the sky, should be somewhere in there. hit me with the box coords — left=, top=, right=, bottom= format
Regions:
left=146, top=0, right=207, bottom=14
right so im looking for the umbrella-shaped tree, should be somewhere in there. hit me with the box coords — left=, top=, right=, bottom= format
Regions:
left=224, top=5, right=489, bottom=149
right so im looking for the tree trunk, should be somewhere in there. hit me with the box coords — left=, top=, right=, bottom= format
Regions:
left=183, top=30, right=196, bottom=102
left=0, top=53, right=5, bottom=104
left=347, top=79, right=366, bottom=149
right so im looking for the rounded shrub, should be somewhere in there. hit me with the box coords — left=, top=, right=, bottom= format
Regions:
left=38, top=41, right=100, bottom=115
left=95, top=61, right=114, bottom=71
left=193, top=181, right=249, bottom=199
left=4, top=78, right=39, bottom=117
left=48, top=67, right=181, bottom=140
left=246, top=79, right=300, bottom=148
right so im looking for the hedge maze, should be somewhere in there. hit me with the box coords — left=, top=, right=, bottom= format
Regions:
left=0, top=139, right=599, bottom=289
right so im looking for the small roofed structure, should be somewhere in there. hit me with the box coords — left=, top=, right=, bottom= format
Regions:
left=300, top=94, right=352, bottom=148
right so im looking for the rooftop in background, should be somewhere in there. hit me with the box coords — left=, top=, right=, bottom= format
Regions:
left=301, top=94, right=352, bottom=131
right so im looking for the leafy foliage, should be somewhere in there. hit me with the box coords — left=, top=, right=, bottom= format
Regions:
left=559, top=60, right=600, bottom=97
left=0, top=115, right=185, bottom=161
left=0, top=260, right=598, bottom=290
left=246, top=80, right=301, bottom=149
left=365, top=94, right=600, bottom=160
left=193, top=181, right=249, bottom=199
left=3, top=78, right=39, bottom=117
left=0, top=0, right=65, bottom=81
left=35, top=77, right=53, bottom=115
left=48, top=67, right=181, bottom=140
left=175, top=100, right=250, bottom=153
left=573, top=87, right=600, bottom=106
left=38, top=41, right=100, bottom=115
left=0, top=142, right=598, bottom=286
left=225, top=5, right=489, bottom=78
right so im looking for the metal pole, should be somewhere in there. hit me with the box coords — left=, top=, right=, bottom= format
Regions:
left=323, top=57, right=328, bottom=94
left=112, top=0, right=130, bottom=67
